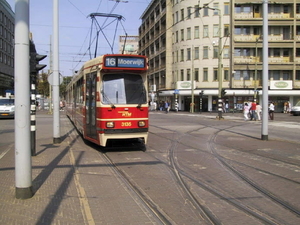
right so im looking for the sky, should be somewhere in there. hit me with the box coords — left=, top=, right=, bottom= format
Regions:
left=6, top=0, right=151, bottom=76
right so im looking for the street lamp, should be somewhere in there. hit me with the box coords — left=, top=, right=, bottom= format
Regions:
left=202, top=5, right=223, bottom=119
left=254, top=36, right=262, bottom=101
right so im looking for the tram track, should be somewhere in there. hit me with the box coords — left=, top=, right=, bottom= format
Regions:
left=149, top=126, right=278, bottom=224
left=148, top=122, right=300, bottom=224
left=208, top=129, right=300, bottom=218
left=100, top=151, right=174, bottom=225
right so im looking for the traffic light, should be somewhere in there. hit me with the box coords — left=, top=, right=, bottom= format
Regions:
left=221, top=88, right=227, bottom=98
left=30, top=40, right=47, bottom=74
left=199, top=90, right=204, bottom=97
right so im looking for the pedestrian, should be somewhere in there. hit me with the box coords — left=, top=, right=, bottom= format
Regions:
left=256, top=102, right=262, bottom=121
left=165, top=101, right=169, bottom=114
left=269, top=102, right=275, bottom=120
left=250, top=101, right=257, bottom=121
left=190, top=102, right=195, bottom=113
left=153, top=101, right=157, bottom=111
left=243, top=102, right=250, bottom=121
left=287, top=101, right=291, bottom=114
left=225, top=102, right=229, bottom=113
left=159, top=101, right=163, bottom=111
left=283, top=101, right=288, bottom=113
left=60, top=100, right=64, bottom=111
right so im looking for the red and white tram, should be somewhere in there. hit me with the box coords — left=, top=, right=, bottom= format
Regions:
left=65, top=54, right=149, bottom=147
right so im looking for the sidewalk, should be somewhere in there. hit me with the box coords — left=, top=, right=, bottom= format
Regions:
left=0, top=111, right=159, bottom=225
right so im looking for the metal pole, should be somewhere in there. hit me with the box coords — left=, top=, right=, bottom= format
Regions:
left=14, top=0, right=33, bottom=199
left=254, top=38, right=258, bottom=101
left=191, top=45, right=194, bottom=113
left=48, top=35, right=53, bottom=114
left=53, top=0, right=61, bottom=143
left=217, top=10, right=223, bottom=119
left=30, top=78, right=37, bottom=156
left=261, top=0, right=269, bottom=140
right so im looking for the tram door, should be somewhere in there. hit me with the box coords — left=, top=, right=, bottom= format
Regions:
left=85, top=72, right=97, bottom=140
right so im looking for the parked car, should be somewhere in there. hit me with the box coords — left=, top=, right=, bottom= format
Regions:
left=0, top=98, right=15, bottom=118
left=290, top=101, right=300, bottom=116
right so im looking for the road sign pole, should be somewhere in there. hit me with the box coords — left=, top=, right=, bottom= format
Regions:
left=14, top=0, right=33, bottom=199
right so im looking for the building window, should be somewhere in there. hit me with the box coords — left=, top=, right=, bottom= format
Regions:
left=213, top=3, right=219, bottom=15
left=187, top=48, right=191, bottom=60
left=175, top=11, right=179, bottom=23
left=180, top=69, right=184, bottom=81
left=194, top=47, right=199, bottom=59
left=194, top=5, right=200, bottom=18
left=194, top=26, right=199, bottom=39
left=214, top=69, right=218, bottom=81
left=181, top=29, right=184, bottom=41
left=223, top=46, right=229, bottom=59
left=187, top=7, right=192, bottom=19
left=203, top=46, right=208, bottom=59
left=282, top=71, right=290, bottom=80
left=224, top=3, right=229, bottom=15
left=296, top=48, right=300, bottom=57
left=181, top=9, right=184, bottom=21
left=195, top=68, right=199, bottom=81
left=213, top=24, right=219, bottom=37
left=180, top=49, right=184, bottom=61
left=175, top=31, right=179, bottom=42
left=224, top=69, right=229, bottom=81
left=203, top=25, right=209, bottom=37
left=273, top=71, right=280, bottom=80
left=296, top=4, right=300, bottom=14
left=204, top=7, right=209, bottom=16
left=213, top=46, right=218, bottom=58
left=296, top=70, right=300, bottom=80
left=203, top=68, right=208, bottom=81
left=187, top=69, right=191, bottom=80
left=243, top=71, right=250, bottom=80
left=224, top=24, right=230, bottom=37
left=234, top=71, right=241, bottom=80
left=187, top=27, right=191, bottom=40
left=273, top=48, right=280, bottom=57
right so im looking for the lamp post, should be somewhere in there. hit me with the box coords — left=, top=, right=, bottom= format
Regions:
left=201, top=4, right=222, bottom=119
left=217, top=9, right=223, bottom=120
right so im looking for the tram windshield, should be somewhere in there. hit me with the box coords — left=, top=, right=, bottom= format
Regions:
left=101, top=73, right=146, bottom=105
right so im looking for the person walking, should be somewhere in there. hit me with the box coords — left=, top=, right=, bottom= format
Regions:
left=243, top=102, right=250, bottom=121
left=256, top=102, right=262, bottom=121
left=269, top=102, right=275, bottom=120
left=165, top=101, right=169, bottom=114
left=250, top=101, right=257, bottom=121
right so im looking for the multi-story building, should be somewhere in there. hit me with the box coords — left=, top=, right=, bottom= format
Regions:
left=139, top=0, right=300, bottom=112
left=119, top=35, right=139, bottom=54
left=0, top=0, right=14, bottom=96
left=231, top=0, right=300, bottom=112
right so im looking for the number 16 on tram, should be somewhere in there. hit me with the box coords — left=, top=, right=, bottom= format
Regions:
left=65, top=54, right=149, bottom=147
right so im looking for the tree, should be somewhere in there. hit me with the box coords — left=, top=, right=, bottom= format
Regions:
left=59, top=76, right=72, bottom=99
left=36, top=72, right=50, bottom=97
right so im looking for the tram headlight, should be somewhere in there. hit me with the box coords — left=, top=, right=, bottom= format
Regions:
left=138, top=121, right=146, bottom=127
left=106, top=122, right=115, bottom=128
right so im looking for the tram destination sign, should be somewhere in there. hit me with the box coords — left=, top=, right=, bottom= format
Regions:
left=104, top=56, right=145, bottom=68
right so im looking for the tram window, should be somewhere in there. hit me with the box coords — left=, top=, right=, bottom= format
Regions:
left=102, top=73, right=146, bottom=104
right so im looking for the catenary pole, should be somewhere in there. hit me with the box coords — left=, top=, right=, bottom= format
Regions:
left=14, top=0, right=33, bottom=199
left=52, top=0, right=61, bottom=143
left=261, top=0, right=269, bottom=140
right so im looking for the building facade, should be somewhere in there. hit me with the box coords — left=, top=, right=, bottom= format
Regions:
left=230, top=0, right=300, bottom=112
left=119, top=35, right=139, bottom=54
left=139, top=0, right=300, bottom=112
left=0, top=0, right=14, bottom=96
